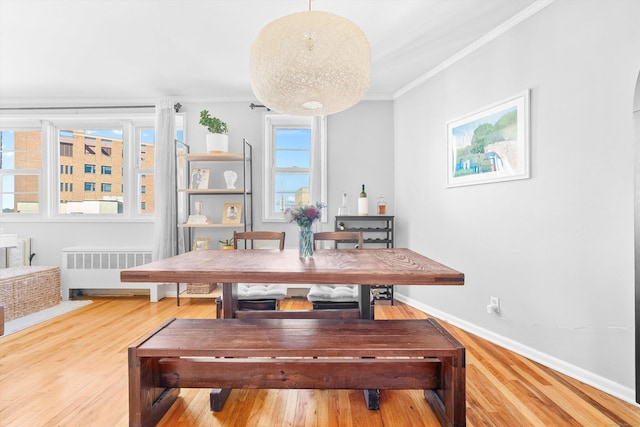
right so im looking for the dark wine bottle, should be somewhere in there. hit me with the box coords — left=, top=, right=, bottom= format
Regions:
left=358, top=184, right=368, bottom=215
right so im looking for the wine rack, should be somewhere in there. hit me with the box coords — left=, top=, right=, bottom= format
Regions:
left=334, top=215, right=394, bottom=304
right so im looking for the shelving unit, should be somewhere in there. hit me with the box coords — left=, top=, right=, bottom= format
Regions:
left=175, top=139, right=253, bottom=303
left=335, top=215, right=395, bottom=304
left=177, top=139, right=253, bottom=247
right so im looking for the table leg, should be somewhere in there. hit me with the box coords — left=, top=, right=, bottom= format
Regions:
left=358, top=284, right=372, bottom=320
left=359, top=284, right=379, bottom=408
left=222, top=282, right=238, bottom=319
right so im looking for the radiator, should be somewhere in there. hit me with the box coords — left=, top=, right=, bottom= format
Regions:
left=61, top=246, right=164, bottom=302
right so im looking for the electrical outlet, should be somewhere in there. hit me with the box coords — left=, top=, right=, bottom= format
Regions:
left=490, top=296, right=500, bottom=314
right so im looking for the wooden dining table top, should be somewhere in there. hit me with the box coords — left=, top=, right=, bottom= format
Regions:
left=120, top=248, right=464, bottom=287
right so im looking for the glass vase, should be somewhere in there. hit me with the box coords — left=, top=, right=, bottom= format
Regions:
left=299, top=226, right=314, bottom=258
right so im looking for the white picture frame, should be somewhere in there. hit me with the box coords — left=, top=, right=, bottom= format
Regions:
left=446, top=90, right=530, bottom=187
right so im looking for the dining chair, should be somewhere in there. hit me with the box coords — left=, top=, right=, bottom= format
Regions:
left=234, top=230, right=285, bottom=250
left=307, top=231, right=373, bottom=316
left=215, top=231, right=287, bottom=318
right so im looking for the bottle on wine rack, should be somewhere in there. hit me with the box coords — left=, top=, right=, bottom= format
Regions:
left=358, top=184, right=368, bottom=216
left=377, top=194, right=387, bottom=215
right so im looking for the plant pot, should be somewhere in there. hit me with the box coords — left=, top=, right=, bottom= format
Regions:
left=206, top=133, right=229, bottom=153
left=221, top=245, right=234, bottom=250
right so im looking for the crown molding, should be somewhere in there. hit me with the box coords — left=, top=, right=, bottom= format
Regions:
left=393, top=0, right=555, bottom=99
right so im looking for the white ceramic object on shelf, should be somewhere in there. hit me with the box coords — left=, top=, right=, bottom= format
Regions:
left=206, top=133, right=229, bottom=153
left=223, top=170, right=238, bottom=189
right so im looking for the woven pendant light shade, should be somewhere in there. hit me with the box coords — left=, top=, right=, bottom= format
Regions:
left=250, top=10, right=370, bottom=116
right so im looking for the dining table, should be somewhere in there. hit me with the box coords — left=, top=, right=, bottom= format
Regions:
left=120, top=247, right=465, bottom=319
left=121, top=247, right=466, bottom=422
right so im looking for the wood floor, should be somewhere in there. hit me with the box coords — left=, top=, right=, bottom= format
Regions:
left=0, top=296, right=638, bottom=426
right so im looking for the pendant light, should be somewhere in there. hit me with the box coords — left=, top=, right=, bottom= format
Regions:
left=250, top=1, right=370, bottom=116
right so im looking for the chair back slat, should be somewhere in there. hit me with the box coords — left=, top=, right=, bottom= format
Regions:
left=234, top=231, right=285, bottom=250
left=313, top=231, right=363, bottom=250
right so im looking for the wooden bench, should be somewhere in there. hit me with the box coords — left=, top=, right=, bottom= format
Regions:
left=128, top=318, right=466, bottom=427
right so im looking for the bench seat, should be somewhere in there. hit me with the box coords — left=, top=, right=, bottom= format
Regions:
left=128, top=318, right=466, bottom=427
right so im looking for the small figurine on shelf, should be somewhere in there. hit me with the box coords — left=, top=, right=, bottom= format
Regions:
left=223, top=170, right=237, bottom=189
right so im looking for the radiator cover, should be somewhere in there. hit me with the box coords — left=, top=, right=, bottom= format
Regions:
left=61, top=246, right=164, bottom=302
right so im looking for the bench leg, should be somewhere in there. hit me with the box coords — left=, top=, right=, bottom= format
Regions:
left=423, top=355, right=466, bottom=427
left=129, top=351, right=179, bottom=427
left=363, top=389, right=380, bottom=410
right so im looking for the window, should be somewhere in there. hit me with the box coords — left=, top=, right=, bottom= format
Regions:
left=0, top=113, right=184, bottom=220
left=59, top=128, right=123, bottom=215
left=0, top=130, right=42, bottom=214
left=136, top=128, right=154, bottom=214
left=60, top=142, right=73, bottom=157
left=263, top=114, right=326, bottom=221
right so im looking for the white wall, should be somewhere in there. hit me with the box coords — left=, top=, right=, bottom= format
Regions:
left=2, top=101, right=394, bottom=262
left=394, top=0, right=640, bottom=402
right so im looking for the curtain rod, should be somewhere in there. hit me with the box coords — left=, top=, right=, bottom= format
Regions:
left=0, top=103, right=182, bottom=112
left=249, top=103, right=270, bottom=111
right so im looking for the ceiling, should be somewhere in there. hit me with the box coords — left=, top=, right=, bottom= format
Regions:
left=0, top=0, right=542, bottom=107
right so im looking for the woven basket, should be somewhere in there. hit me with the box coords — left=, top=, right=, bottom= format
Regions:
left=186, top=283, right=217, bottom=294
left=0, top=266, right=61, bottom=321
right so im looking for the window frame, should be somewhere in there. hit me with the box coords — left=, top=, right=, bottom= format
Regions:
left=134, top=124, right=156, bottom=215
left=0, top=113, right=168, bottom=222
left=0, top=125, right=44, bottom=215
left=262, top=113, right=327, bottom=222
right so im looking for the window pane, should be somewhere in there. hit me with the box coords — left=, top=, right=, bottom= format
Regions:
left=1, top=174, right=39, bottom=213
left=137, top=128, right=155, bottom=215
left=59, top=129, right=123, bottom=215
left=275, top=128, right=311, bottom=168
left=275, top=128, right=311, bottom=150
left=0, top=130, right=42, bottom=214
left=1, top=130, right=42, bottom=169
left=139, top=173, right=154, bottom=214
left=273, top=173, right=309, bottom=212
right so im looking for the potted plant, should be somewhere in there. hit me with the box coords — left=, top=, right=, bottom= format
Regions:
left=219, top=237, right=234, bottom=250
left=199, top=109, right=229, bottom=153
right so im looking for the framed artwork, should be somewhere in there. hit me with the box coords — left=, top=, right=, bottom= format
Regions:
left=447, top=90, right=530, bottom=187
left=190, top=168, right=210, bottom=190
left=222, top=202, right=242, bottom=224
left=193, top=237, right=210, bottom=250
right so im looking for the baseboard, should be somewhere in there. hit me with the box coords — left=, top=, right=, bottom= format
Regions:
left=395, top=294, right=639, bottom=407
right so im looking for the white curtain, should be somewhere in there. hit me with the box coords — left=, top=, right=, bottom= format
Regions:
left=152, top=99, right=177, bottom=261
